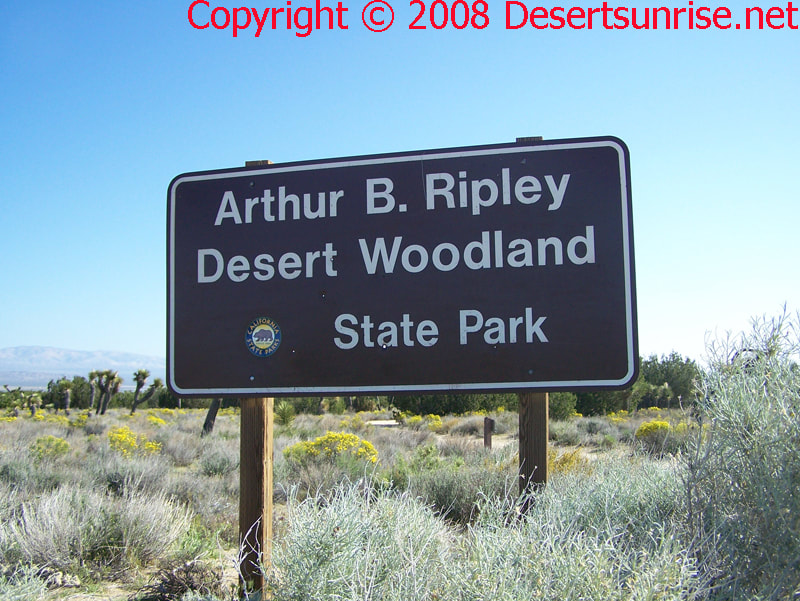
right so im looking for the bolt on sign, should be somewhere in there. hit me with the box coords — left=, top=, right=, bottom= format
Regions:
left=168, top=137, right=637, bottom=396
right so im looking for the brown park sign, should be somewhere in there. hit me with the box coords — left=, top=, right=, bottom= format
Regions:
left=167, top=137, right=637, bottom=396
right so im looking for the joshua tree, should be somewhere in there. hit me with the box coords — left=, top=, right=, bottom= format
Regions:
left=57, top=379, right=72, bottom=415
left=88, top=370, right=99, bottom=414
left=95, top=370, right=122, bottom=415
left=27, top=392, right=42, bottom=417
left=130, top=369, right=163, bottom=415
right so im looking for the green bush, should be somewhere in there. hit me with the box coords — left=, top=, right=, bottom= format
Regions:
left=393, top=393, right=515, bottom=416
left=0, top=388, right=25, bottom=410
left=351, top=396, right=377, bottom=412
left=327, top=397, right=346, bottom=415
left=289, top=397, right=324, bottom=415
left=549, top=392, right=577, bottom=421
left=641, top=351, right=701, bottom=407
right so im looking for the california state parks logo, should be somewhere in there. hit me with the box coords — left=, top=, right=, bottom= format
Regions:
left=245, top=317, right=282, bottom=357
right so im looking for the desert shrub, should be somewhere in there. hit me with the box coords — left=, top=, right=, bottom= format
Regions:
left=635, top=419, right=671, bottom=454
left=423, top=414, right=441, bottom=432
left=146, top=414, right=167, bottom=427
left=0, top=453, right=66, bottom=494
left=634, top=419, right=697, bottom=456
left=607, top=409, right=629, bottom=423
left=600, top=433, right=617, bottom=449
left=549, top=420, right=581, bottom=446
left=404, top=414, right=443, bottom=433
left=70, top=410, right=91, bottom=428
left=1, top=484, right=188, bottom=574
left=29, top=434, right=70, bottom=463
left=130, top=560, right=228, bottom=601
left=615, top=423, right=637, bottom=444
left=284, top=431, right=378, bottom=465
left=118, top=490, right=192, bottom=566
left=285, top=415, right=326, bottom=442
left=667, top=421, right=701, bottom=453
left=156, top=430, right=202, bottom=467
left=282, top=431, right=379, bottom=496
left=84, top=418, right=107, bottom=435
left=265, top=456, right=703, bottom=601
left=491, top=410, right=517, bottom=434
left=449, top=415, right=485, bottom=437
left=266, top=485, right=455, bottom=601
left=578, top=416, right=613, bottom=436
left=409, top=462, right=514, bottom=524
left=92, top=448, right=171, bottom=497
left=469, top=483, right=701, bottom=601
left=108, top=426, right=161, bottom=457
left=540, top=455, right=685, bottom=551
left=0, top=565, right=48, bottom=601
left=365, top=426, right=433, bottom=468
left=339, top=413, right=371, bottom=432
left=686, top=311, right=800, bottom=598
left=436, top=436, right=481, bottom=458
left=199, top=440, right=239, bottom=477
left=374, top=442, right=435, bottom=491
left=165, top=471, right=238, bottom=547
left=549, top=447, right=593, bottom=475
left=386, top=444, right=517, bottom=525
left=405, top=414, right=423, bottom=429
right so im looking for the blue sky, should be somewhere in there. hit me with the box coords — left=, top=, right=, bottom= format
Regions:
left=1, top=0, right=797, bottom=364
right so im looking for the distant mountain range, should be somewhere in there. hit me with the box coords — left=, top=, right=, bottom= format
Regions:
left=0, top=346, right=166, bottom=389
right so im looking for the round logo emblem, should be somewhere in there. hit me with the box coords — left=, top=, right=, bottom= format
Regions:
left=245, top=317, right=282, bottom=357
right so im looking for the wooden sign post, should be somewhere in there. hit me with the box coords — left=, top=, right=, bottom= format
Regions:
left=239, top=397, right=273, bottom=595
left=518, top=392, right=548, bottom=505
